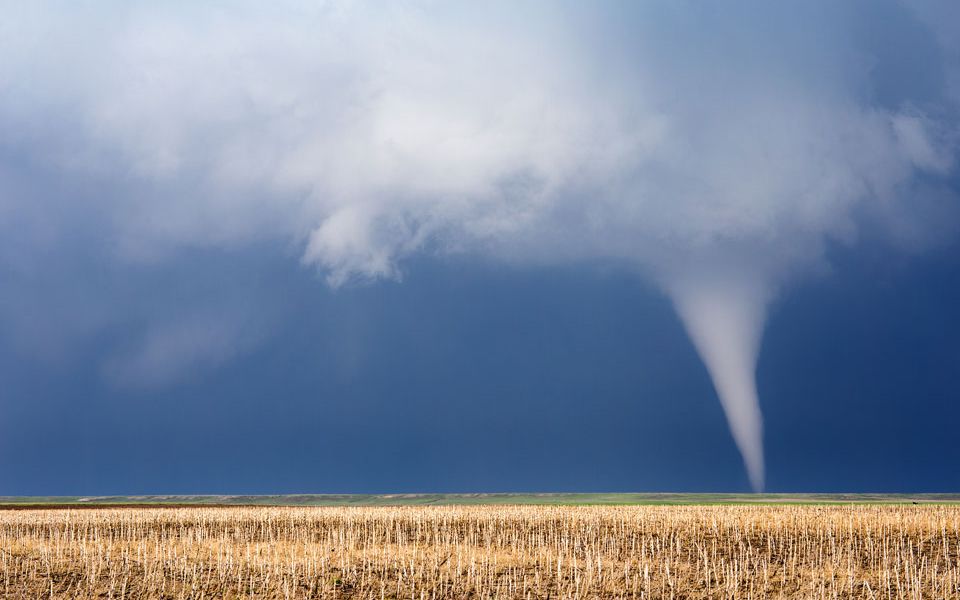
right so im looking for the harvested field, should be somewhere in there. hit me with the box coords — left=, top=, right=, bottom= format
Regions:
left=1, top=505, right=958, bottom=599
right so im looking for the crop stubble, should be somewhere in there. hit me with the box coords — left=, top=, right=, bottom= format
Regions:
left=1, top=504, right=958, bottom=598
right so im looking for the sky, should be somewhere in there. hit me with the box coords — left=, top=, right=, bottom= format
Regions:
left=1, top=1, right=959, bottom=494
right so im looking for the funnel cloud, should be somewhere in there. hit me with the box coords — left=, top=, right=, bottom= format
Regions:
left=668, top=272, right=772, bottom=490
left=0, top=1, right=959, bottom=488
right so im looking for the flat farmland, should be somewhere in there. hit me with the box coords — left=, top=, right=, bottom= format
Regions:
left=1, top=504, right=958, bottom=599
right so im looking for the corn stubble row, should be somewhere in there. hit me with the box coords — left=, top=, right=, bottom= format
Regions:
left=1, top=505, right=958, bottom=599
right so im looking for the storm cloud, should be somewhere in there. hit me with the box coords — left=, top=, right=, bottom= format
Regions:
left=1, top=1, right=958, bottom=488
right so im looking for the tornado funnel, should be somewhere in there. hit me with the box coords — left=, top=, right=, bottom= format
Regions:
left=668, top=275, right=770, bottom=491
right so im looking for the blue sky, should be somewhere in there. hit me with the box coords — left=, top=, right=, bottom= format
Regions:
left=2, top=240, right=959, bottom=494
left=1, top=1, right=959, bottom=493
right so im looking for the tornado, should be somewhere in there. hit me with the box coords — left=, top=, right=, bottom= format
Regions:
left=667, top=273, right=771, bottom=491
